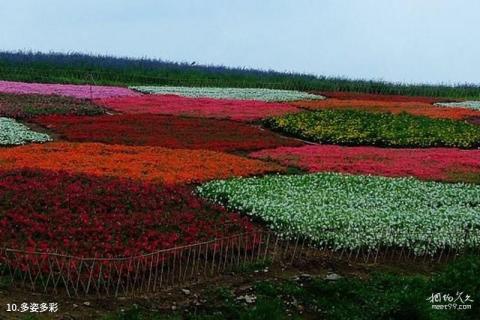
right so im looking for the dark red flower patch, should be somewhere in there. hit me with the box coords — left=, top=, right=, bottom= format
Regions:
left=33, top=114, right=304, bottom=152
left=0, top=92, right=105, bottom=119
left=317, top=92, right=450, bottom=104
left=468, top=116, right=480, bottom=126
left=0, top=169, right=256, bottom=257
left=250, top=145, right=480, bottom=183
left=94, top=94, right=301, bottom=121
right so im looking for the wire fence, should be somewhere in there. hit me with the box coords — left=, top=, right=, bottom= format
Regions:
left=1, top=230, right=479, bottom=298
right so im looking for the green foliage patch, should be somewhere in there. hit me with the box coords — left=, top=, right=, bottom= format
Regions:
left=263, top=109, right=480, bottom=148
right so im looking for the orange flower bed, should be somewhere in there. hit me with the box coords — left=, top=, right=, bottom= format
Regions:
left=0, top=142, right=283, bottom=184
left=290, top=99, right=480, bottom=120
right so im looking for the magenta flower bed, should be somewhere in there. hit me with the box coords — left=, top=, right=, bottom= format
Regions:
left=250, top=145, right=480, bottom=183
left=0, top=80, right=141, bottom=99
left=96, top=95, right=302, bottom=121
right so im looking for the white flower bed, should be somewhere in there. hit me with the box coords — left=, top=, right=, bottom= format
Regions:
left=130, top=86, right=324, bottom=102
left=435, top=101, right=480, bottom=111
left=197, top=173, right=480, bottom=254
left=0, top=117, right=52, bottom=145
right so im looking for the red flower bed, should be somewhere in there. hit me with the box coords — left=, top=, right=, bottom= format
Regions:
left=95, top=95, right=301, bottom=121
left=0, top=169, right=256, bottom=257
left=250, top=145, right=480, bottom=183
left=290, top=99, right=480, bottom=120
left=34, top=114, right=304, bottom=151
left=318, top=92, right=449, bottom=104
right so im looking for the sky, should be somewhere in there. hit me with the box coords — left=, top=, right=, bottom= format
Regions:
left=0, top=0, right=479, bottom=84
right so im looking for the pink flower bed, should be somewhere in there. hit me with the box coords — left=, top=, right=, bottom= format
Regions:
left=0, top=80, right=141, bottom=99
left=96, top=95, right=302, bottom=121
left=250, top=145, right=480, bottom=183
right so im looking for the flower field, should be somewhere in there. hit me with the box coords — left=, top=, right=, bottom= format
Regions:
left=130, top=86, right=324, bottom=102
left=250, top=145, right=480, bottom=183
left=0, top=80, right=141, bottom=99
left=33, top=114, right=303, bottom=151
left=319, top=91, right=446, bottom=103
left=0, top=92, right=105, bottom=118
left=263, top=109, right=480, bottom=148
left=435, top=101, right=480, bottom=111
left=96, top=94, right=302, bottom=121
left=0, top=142, right=283, bottom=184
left=197, top=173, right=480, bottom=254
left=0, top=117, right=51, bottom=145
left=0, top=169, right=255, bottom=257
left=0, top=79, right=479, bottom=263
left=289, top=98, right=480, bottom=120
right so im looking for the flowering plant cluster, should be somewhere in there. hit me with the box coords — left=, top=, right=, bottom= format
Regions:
left=0, top=117, right=52, bottom=145
left=0, top=80, right=141, bottom=99
left=0, top=79, right=478, bottom=263
left=435, top=101, right=480, bottom=111
left=250, top=145, right=480, bottom=183
left=263, top=109, right=480, bottom=148
left=0, top=142, right=284, bottom=184
left=197, top=173, right=480, bottom=254
left=34, top=114, right=303, bottom=152
left=96, top=95, right=301, bottom=121
left=289, top=98, right=480, bottom=120
left=0, top=92, right=105, bottom=119
left=319, top=91, right=446, bottom=103
left=130, top=86, right=324, bottom=102
left=0, top=169, right=255, bottom=257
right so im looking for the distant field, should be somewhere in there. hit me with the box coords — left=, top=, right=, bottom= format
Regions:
left=1, top=51, right=480, bottom=99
